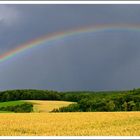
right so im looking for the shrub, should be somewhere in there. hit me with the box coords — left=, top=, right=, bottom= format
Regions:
left=0, top=103, right=33, bottom=113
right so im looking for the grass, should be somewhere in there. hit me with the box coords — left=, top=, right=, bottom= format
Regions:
left=0, top=112, right=139, bottom=136
left=26, top=100, right=74, bottom=112
left=0, top=100, right=26, bottom=108
left=0, top=100, right=32, bottom=113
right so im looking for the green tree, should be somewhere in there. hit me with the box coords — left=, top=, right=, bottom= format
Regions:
left=128, top=101, right=136, bottom=111
left=122, top=101, right=128, bottom=111
left=106, top=100, right=115, bottom=111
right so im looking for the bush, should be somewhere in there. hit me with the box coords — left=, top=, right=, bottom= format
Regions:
left=51, top=104, right=80, bottom=112
left=0, top=103, right=33, bottom=113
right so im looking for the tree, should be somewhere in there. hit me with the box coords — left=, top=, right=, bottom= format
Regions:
left=106, top=100, right=115, bottom=111
left=128, top=101, right=136, bottom=111
left=122, top=101, right=127, bottom=111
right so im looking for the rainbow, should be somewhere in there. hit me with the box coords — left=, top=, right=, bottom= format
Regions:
left=0, top=24, right=140, bottom=63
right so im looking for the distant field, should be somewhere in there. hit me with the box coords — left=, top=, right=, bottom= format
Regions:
left=26, top=100, right=74, bottom=112
left=0, top=100, right=73, bottom=113
left=0, top=112, right=139, bottom=136
left=0, top=100, right=26, bottom=108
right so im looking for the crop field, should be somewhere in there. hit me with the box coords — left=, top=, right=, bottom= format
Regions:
left=0, top=112, right=139, bottom=136
left=26, top=100, right=74, bottom=112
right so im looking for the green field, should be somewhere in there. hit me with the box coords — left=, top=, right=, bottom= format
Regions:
left=0, top=100, right=26, bottom=108
left=0, top=100, right=33, bottom=113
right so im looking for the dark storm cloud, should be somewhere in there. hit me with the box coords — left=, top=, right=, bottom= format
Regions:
left=0, top=5, right=140, bottom=91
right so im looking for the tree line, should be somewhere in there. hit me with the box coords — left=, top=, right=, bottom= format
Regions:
left=0, top=88, right=140, bottom=112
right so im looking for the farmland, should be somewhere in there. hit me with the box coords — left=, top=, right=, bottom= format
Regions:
left=0, top=112, right=139, bottom=136
left=0, top=100, right=26, bottom=108
left=0, top=88, right=140, bottom=112
left=0, top=89, right=139, bottom=136
left=0, top=100, right=73, bottom=113
left=26, top=100, right=74, bottom=112
left=0, top=100, right=33, bottom=113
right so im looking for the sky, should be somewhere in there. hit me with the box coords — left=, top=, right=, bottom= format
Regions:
left=0, top=4, right=140, bottom=91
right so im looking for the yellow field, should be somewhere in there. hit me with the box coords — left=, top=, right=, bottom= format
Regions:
left=0, top=112, right=139, bottom=136
left=26, top=100, right=74, bottom=112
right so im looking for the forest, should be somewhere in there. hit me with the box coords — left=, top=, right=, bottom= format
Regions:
left=0, top=88, right=140, bottom=112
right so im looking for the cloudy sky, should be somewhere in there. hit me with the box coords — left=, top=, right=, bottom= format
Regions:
left=0, top=4, right=140, bottom=91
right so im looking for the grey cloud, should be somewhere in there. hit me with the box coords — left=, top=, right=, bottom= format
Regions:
left=0, top=5, right=20, bottom=26
left=0, top=5, right=140, bottom=91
